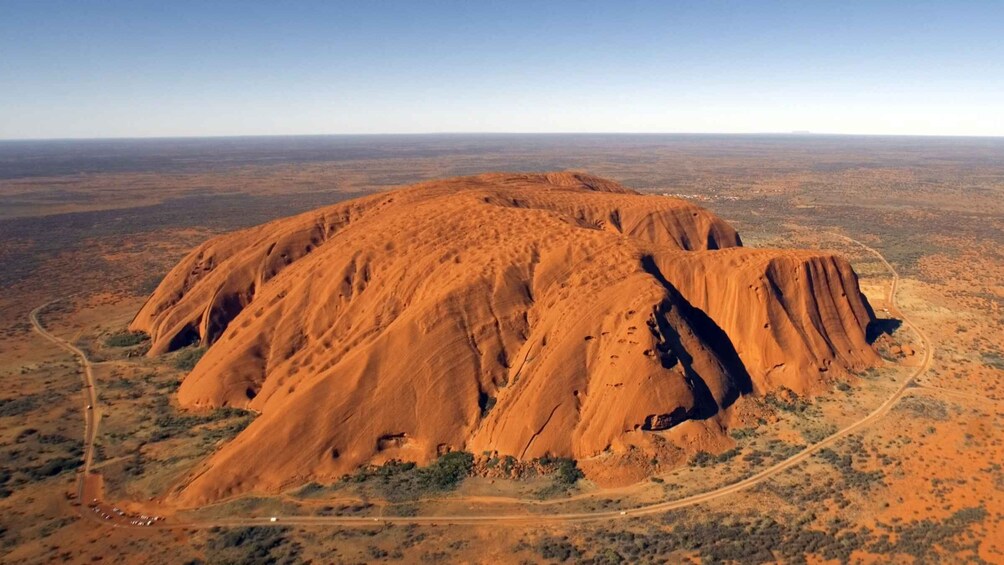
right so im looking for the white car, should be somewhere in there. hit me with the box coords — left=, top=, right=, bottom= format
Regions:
left=269, top=517, right=278, bottom=523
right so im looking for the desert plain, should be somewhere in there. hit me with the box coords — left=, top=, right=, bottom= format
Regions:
left=0, top=134, right=1002, bottom=563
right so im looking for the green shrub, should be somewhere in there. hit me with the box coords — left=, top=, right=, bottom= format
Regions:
left=173, top=346, right=207, bottom=371
left=730, top=427, right=758, bottom=441
left=27, top=456, right=82, bottom=481
left=0, top=396, right=39, bottom=417
left=553, top=458, right=584, bottom=485
left=800, top=424, right=837, bottom=444
left=420, top=451, right=474, bottom=490
left=690, top=448, right=740, bottom=467
left=341, top=451, right=474, bottom=500
left=537, top=455, right=585, bottom=485
left=206, top=526, right=299, bottom=564
left=536, top=536, right=581, bottom=562
left=149, top=406, right=254, bottom=443
left=981, top=351, right=1004, bottom=370
left=104, top=331, right=148, bottom=348
left=765, top=387, right=809, bottom=413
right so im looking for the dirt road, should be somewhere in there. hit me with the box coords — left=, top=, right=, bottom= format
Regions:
left=29, top=303, right=101, bottom=501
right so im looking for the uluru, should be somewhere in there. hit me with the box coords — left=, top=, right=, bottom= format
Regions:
left=130, top=172, right=880, bottom=504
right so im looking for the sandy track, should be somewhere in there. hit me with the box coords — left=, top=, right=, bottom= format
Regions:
left=29, top=303, right=100, bottom=498
left=31, top=233, right=934, bottom=528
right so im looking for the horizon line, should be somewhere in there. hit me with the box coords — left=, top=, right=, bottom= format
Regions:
left=2, top=131, right=1004, bottom=143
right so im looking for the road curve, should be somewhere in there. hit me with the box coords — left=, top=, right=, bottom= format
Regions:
left=31, top=233, right=933, bottom=528
left=30, top=303, right=101, bottom=501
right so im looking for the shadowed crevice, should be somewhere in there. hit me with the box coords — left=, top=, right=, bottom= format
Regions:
left=641, top=254, right=754, bottom=415
left=866, top=317, right=902, bottom=344
left=168, top=323, right=201, bottom=351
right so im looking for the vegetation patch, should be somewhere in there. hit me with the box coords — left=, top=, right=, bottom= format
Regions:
left=204, top=526, right=301, bottom=565
left=800, top=423, right=838, bottom=444
left=148, top=402, right=254, bottom=444
left=870, top=506, right=987, bottom=559
left=0, top=432, right=83, bottom=494
left=555, top=505, right=989, bottom=564
left=533, top=535, right=582, bottom=562
left=895, top=396, right=949, bottom=421
left=173, top=346, right=207, bottom=371
left=980, top=350, right=1004, bottom=370
left=689, top=448, right=740, bottom=467
left=537, top=455, right=585, bottom=486
left=764, top=387, right=810, bottom=413
left=0, top=396, right=40, bottom=417
left=530, top=455, right=586, bottom=498
left=104, top=331, right=149, bottom=348
left=729, top=427, right=759, bottom=441
left=339, top=451, right=475, bottom=501
left=817, top=447, right=885, bottom=491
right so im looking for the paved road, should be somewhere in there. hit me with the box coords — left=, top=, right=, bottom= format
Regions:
left=31, top=233, right=935, bottom=528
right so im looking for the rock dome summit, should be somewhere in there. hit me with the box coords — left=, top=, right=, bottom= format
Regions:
left=131, top=172, right=880, bottom=503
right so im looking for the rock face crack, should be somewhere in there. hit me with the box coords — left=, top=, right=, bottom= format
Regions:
left=520, top=402, right=562, bottom=459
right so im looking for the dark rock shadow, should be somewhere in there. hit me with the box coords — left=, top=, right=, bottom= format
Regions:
left=866, top=318, right=902, bottom=344
left=167, top=323, right=201, bottom=350
left=640, top=255, right=754, bottom=419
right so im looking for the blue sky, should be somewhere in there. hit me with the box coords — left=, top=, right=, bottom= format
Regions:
left=1, top=0, right=1001, bottom=138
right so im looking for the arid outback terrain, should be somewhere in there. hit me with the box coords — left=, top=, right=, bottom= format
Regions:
left=1, top=135, right=1001, bottom=563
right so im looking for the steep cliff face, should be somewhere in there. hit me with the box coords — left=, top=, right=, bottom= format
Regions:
left=654, top=248, right=879, bottom=395
left=131, top=172, right=877, bottom=504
